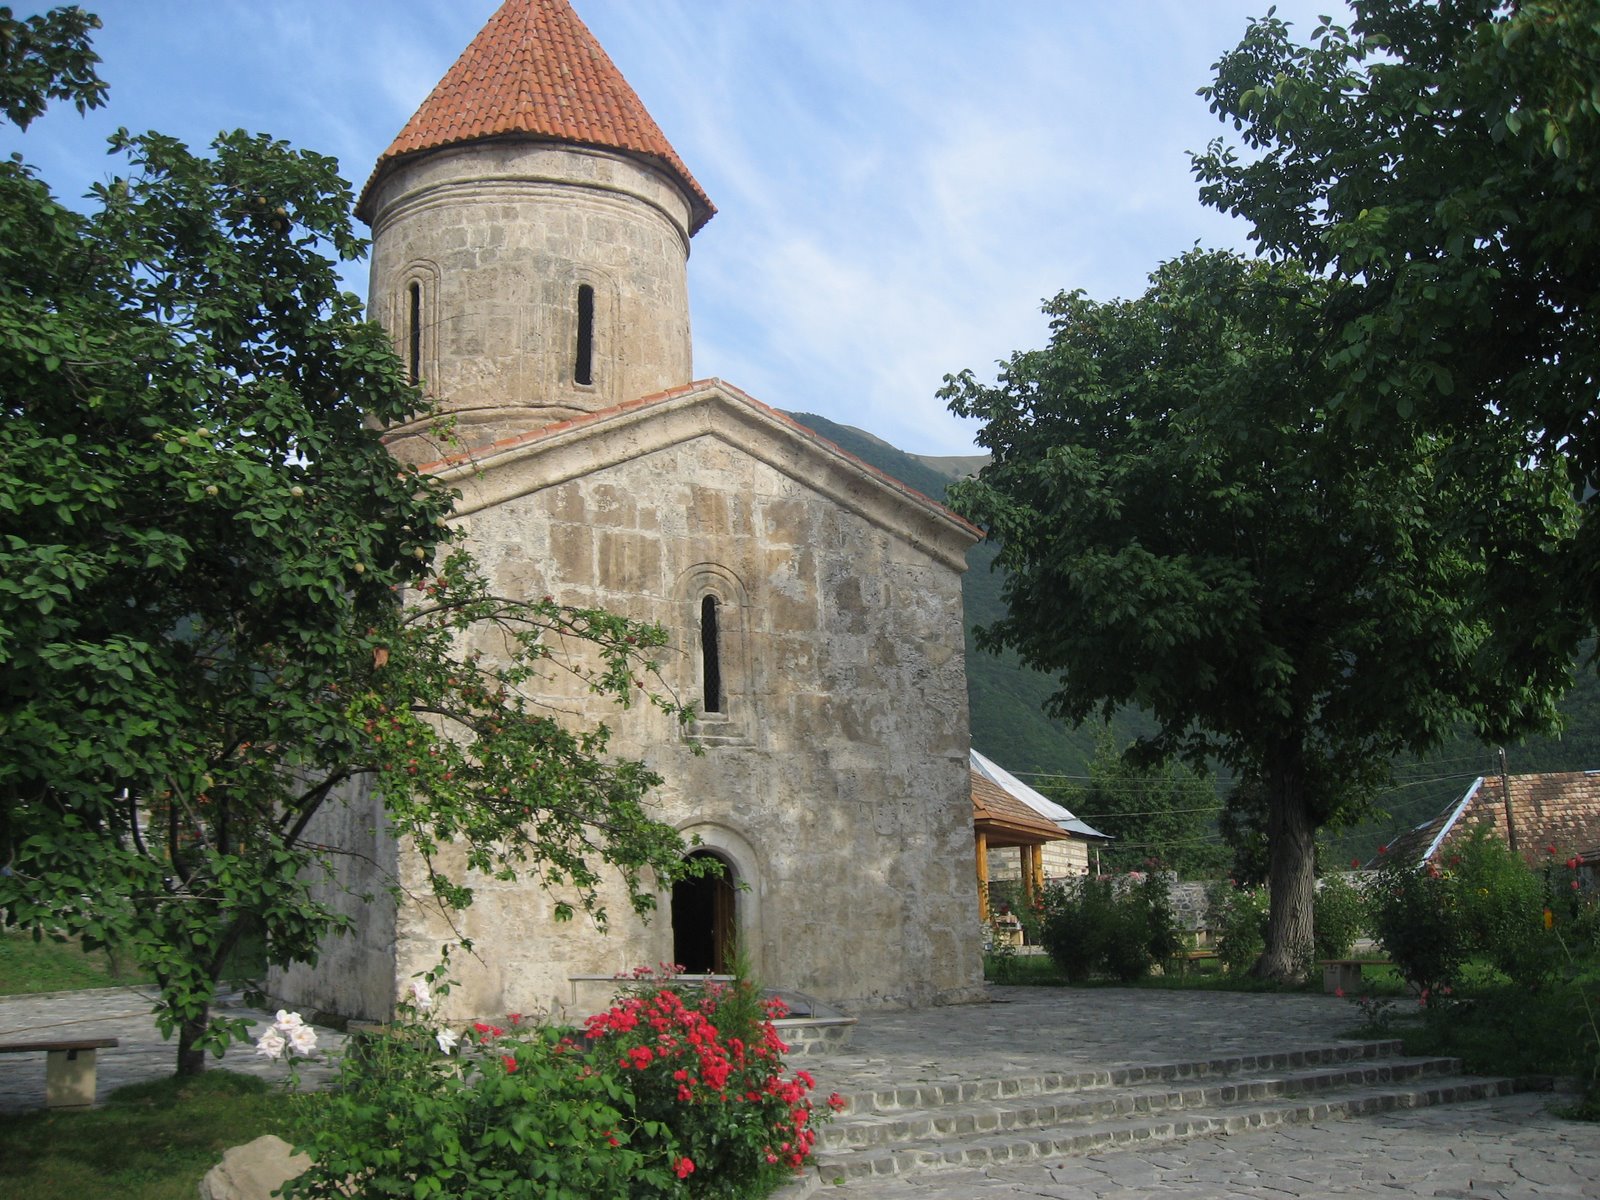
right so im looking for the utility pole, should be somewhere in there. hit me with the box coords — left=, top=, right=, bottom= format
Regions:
left=1499, top=746, right=1518, bottom=854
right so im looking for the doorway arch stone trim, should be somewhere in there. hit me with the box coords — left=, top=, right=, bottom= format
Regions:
left=673, top=821, right=764, bottom=980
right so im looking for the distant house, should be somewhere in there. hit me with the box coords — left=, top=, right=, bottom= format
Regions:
left=971, top=750, right=1110, bottom=917
left=1378, top=770, right=1600, bottom=875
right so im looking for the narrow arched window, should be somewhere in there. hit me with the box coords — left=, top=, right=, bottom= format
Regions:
left=574, top=283, right=595, bottom=385
left=407, top=281, right=423, bottom=384
left=700, top=595, right=722, bottom=713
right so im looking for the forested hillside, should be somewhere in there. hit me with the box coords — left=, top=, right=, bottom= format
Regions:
left=790, top=410, right=1600, bottom=861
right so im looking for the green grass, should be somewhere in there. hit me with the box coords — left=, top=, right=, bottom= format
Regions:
left=0, top=1071, right=318, bottom=1200
left=0, top=931, right=151, bottom=996
left=0, top=924, right=268, bottom=998
left=984, top=950, right=1317, bottom=992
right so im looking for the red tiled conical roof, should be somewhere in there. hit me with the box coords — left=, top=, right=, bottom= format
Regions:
left=358, top=0, right=714, bottom=231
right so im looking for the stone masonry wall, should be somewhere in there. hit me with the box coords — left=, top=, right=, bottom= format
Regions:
left=386, top=417, right=984, bottom=1021
left=366, top=143, right=695, bottom=462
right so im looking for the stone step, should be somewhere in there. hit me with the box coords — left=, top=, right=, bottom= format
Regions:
left=834, top=1039, right=1406, bottom=1117
left=820, top=1054, right=1465, bottom=1152
left=812, top=1073, right=1525, bottom=1183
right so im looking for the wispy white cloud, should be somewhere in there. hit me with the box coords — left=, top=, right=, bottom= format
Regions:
left=4, top=0, right=1334, bottom=453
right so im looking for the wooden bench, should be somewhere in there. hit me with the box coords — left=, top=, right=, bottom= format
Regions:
left=1318, top=959, right=1394, bottom=995
left=0, top=1037, right=119, bottom=1108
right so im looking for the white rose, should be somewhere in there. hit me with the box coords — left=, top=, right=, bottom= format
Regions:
left=254, top=1027, right=287, bottom=1060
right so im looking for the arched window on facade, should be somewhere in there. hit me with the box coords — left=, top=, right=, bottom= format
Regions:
left=574, top=282, right=595, bottom=386
left=700, top=594, right=722, bottom=714
left=407, top=280, right=423, bottom=384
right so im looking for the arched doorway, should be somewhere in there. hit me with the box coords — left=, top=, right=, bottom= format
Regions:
left=672, top=850, right=736, bottom=974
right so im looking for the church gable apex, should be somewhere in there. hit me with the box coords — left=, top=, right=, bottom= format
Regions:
left=427, top=379, right=980, bottom=569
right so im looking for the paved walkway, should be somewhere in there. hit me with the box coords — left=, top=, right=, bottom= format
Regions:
left=0, top=985, right=346, bottom=1111
left=1, top=984, right=1592, bottom=1198
left=822, top=1091, right=1593, bottom=1199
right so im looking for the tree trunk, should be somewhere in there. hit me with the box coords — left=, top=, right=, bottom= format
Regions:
left=1251, top=753, right=1317, bottom=985
left=176, top=1011, right=210, bottom=1077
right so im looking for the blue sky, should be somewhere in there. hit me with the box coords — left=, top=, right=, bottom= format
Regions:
left=5, top=1, right=1335, bottom=456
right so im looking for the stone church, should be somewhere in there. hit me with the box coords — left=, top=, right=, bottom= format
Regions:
left=274, top=0, right=983, bottom=1021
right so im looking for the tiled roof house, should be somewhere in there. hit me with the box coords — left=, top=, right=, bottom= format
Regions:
left=1379, top=770, right=1600, bottom=867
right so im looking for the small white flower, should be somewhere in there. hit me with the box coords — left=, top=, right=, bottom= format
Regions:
left=435, top=1028, right=459, bottom=1054
left=274, top=1009, right=305, bottom=1032
left=286, top=1025, right=319, bottom=1057
left=409, top=979, right=433, bottom=1011
left=255, top=1027, right=287, bottom=1060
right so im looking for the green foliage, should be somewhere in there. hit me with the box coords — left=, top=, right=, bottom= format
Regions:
left=1368, top=850, right=1471, bottom=997
left=1209, top=873, right=1366, bottom=975
left=291, top=967, right=832, bottom=1200
left=1453, top=830, right=1554, bottom=989
left=1067, top=727, right=1226, bottom=879
left=0, top=4, right=105, bottom=130
left=1195, top=0, right=1600, bottom=631
left=1208, top=882, right=1269, bottom=976
left=1313, top=872, right=1368, bottom=962
left=0, top=927, right=149, bottom=993
left=0, top=1069, right=297, bottom=1200
left=0, top=19, right=692, bottom=1074
left=292, top=1026, right=661, bottom=1198
left=1368, top=829, right=1598, bottom=1002
left=943, top=247, right=1577, bottom=983
left=1039, top=872, right=1181, bottom=983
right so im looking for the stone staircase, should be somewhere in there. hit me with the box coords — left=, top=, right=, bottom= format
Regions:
left=807, top=1039, right=1536, bottom=1185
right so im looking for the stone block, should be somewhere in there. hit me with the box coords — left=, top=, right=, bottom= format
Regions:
left=198, top=1136, right=312, bottom=1200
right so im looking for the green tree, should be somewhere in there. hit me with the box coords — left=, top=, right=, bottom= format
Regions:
left=942, top=249, right=1577, bottom=982
left=0, top=8, right=691, bottom=1074
left=1061, top=727, right=1226, bottom=879
left=1193, top=0, right=1600, bottom=628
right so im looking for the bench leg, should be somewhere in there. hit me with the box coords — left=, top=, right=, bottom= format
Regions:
left=45, top=1047, right=98, bottom=1108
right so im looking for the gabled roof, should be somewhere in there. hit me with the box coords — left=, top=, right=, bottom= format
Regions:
left=1378, top=770, right=1600, bottom=865
left=972, top=771, right=1068, bottom=847
left=971, top=749, right=1110, bottom=841
left=419, top=378, right=981, bottom=571
left=360, top=0, right=713, bottom=231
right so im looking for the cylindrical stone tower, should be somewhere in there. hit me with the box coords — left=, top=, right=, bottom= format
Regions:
left=357, top=0, right=715, bottom=463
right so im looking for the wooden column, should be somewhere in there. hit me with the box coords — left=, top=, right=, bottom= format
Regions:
left=1032, top=843, right=1046, bottom=900
left=1019, top=845, right=1037, bottom=909
left=976, top=831, right=990, bottom=921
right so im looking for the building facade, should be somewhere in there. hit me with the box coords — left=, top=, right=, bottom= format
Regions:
left=272, top=0, right=983, bottom=1021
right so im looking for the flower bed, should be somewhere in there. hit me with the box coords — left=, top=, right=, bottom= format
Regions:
left=286, top=967, right=837, bottom=1198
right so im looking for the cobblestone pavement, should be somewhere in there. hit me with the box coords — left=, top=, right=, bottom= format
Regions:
left=816, top=1092, right=1594, bottom=1199
left=2, top=984, right=1594, bottom=1198
left=802, top=986, right=1363, bottom=1100
left=0, top=985, right=345, bottom=1112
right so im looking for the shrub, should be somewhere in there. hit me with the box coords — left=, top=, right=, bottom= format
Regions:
left=289, top=1015, right=660, bottom=1199
left=1452, top=828, right=1552, bottom=988
left=1208, top=881, right=1269, bottom=976
left=1368, top=845, right=1471, bottom=995
left=1040, top=872, right=1181, bottom=983
left=584, top=972, right=835, bottom=1197
left=288, top=968, right=834, bottom=1200
left=1039, top=876, right=1114, bottom=982
left=1313, top=872, right=1368, bottom=962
